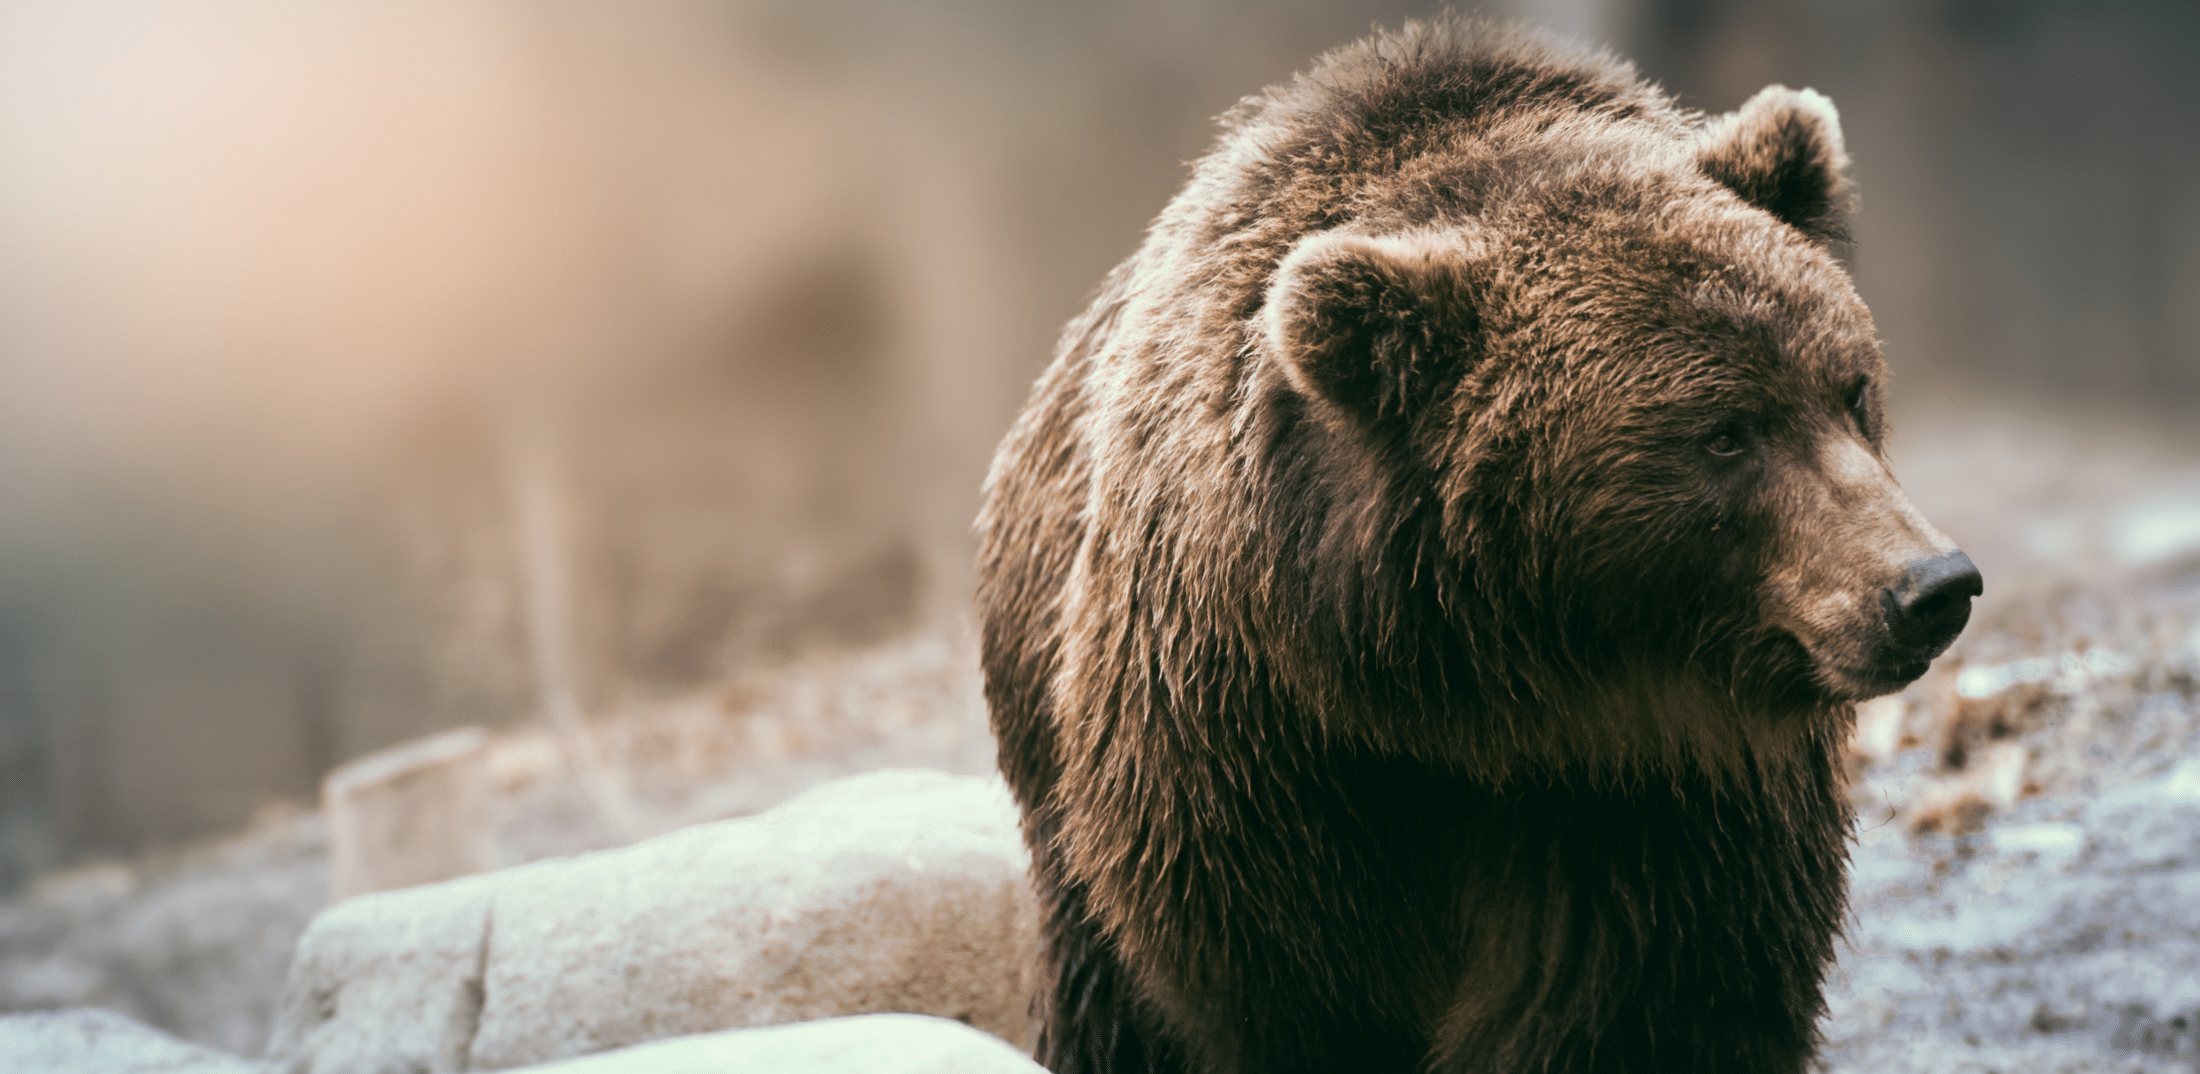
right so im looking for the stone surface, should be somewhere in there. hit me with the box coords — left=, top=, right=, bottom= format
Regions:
left=324, top=726, right=496, bottom=902
left=1, top=629, right=998, bottom=1058
left=268, top=868, right=498, bottom=1071
left=0, top=1008, right=256, bottom=1074
left=512, top=1014, right=1047, bottom=1074
left=0, top=809, right=330, bottom=1056
left=268, top=769, right=1037, bottom=1074
left=1826, top=691, right=2200, bottom=1074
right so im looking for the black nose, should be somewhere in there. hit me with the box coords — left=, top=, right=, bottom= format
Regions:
left=1881, top=550, right=1983, bottom=660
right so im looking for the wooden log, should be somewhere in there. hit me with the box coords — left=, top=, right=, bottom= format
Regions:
left=322, top=726, right=494, bottom=902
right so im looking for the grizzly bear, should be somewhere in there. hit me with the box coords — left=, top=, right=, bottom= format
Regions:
left=977, top=19, right=1979, bottom=1074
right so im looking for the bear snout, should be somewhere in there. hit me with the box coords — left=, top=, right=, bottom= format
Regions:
left=1877, top=549, right=1983, bottom=664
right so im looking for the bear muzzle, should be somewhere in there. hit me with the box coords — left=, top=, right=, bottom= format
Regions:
left=1817, top=549, right=1983, bottom=699
left=1873, top=549, right=1983, bottom=676
left=1769, top=436, right=1981, bottom=700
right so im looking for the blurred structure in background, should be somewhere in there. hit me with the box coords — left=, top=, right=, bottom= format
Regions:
left=1625, top=0, right=2200, bottom=409
left=0, top=0, right=2192, bottom=894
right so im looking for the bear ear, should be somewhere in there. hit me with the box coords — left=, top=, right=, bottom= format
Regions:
left=1696, top=85, right=1853, bottom=246
left=1264, top=229, right=1485, bottom=426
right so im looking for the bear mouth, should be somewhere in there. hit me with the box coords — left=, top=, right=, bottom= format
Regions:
left=1835, top=617, right=1972, bottom=700
left=1826, top=655, right=1934, bottom=701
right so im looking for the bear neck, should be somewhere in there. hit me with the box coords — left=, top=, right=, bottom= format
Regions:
left=1101, top=730, right=1850, bottom=1074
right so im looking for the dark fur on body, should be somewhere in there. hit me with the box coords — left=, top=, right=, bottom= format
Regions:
left=980, top=20, right=1955, bottom=1074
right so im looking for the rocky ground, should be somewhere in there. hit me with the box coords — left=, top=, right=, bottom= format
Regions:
left=1814, top=403, right=2200, bottom=1074
left=0, top=629, right=999, bottom=1057
left=2, top=402, right=2198, bottom=1071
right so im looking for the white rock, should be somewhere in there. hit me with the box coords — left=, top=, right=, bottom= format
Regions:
left=267, top=867, right=501, bottom=1072
left=0, top=1009, right=255, bottom=1074
left=268, top=769, right=1037, bottom=1074
left=512, top=1014, right=1047, bottom=1074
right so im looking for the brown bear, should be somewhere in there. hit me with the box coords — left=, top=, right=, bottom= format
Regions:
left=976, top=18, right=1979, bottom=1074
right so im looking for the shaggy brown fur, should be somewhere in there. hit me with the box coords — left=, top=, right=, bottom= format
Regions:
left=978, top=19, right=1975, bottom=1074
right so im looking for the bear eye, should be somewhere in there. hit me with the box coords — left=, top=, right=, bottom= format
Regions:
left=1846, top=381, right=1871, bottom=430
left=1705, top=424, right=1747, bottom=457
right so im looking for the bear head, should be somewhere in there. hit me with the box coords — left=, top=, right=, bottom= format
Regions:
left=1260, top=84, right=1979, bottom=774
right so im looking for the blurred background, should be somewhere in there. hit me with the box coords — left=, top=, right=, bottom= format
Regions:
left=1, top=0, right=2196, bottom=889
left=0, top=1, right=2196, bottom=1050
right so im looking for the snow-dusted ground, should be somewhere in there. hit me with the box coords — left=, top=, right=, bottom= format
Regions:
left=2, top=403, right=2197, bottom=1069
left=1827, top=756, right=2200, bottom=1074
left=1817, top=403, right=2200, bottom=1073
left=1824, top=640, right=2200, bottom=1074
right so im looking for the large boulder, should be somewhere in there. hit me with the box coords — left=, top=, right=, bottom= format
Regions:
left=510, top=1014, right=1046, bottom=1074
left=0, top=1009, right=1051, bottom=1074
left=0, top=1009, right=255, bottom=1074
left=267, top=770, right=1037, bottom=1074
